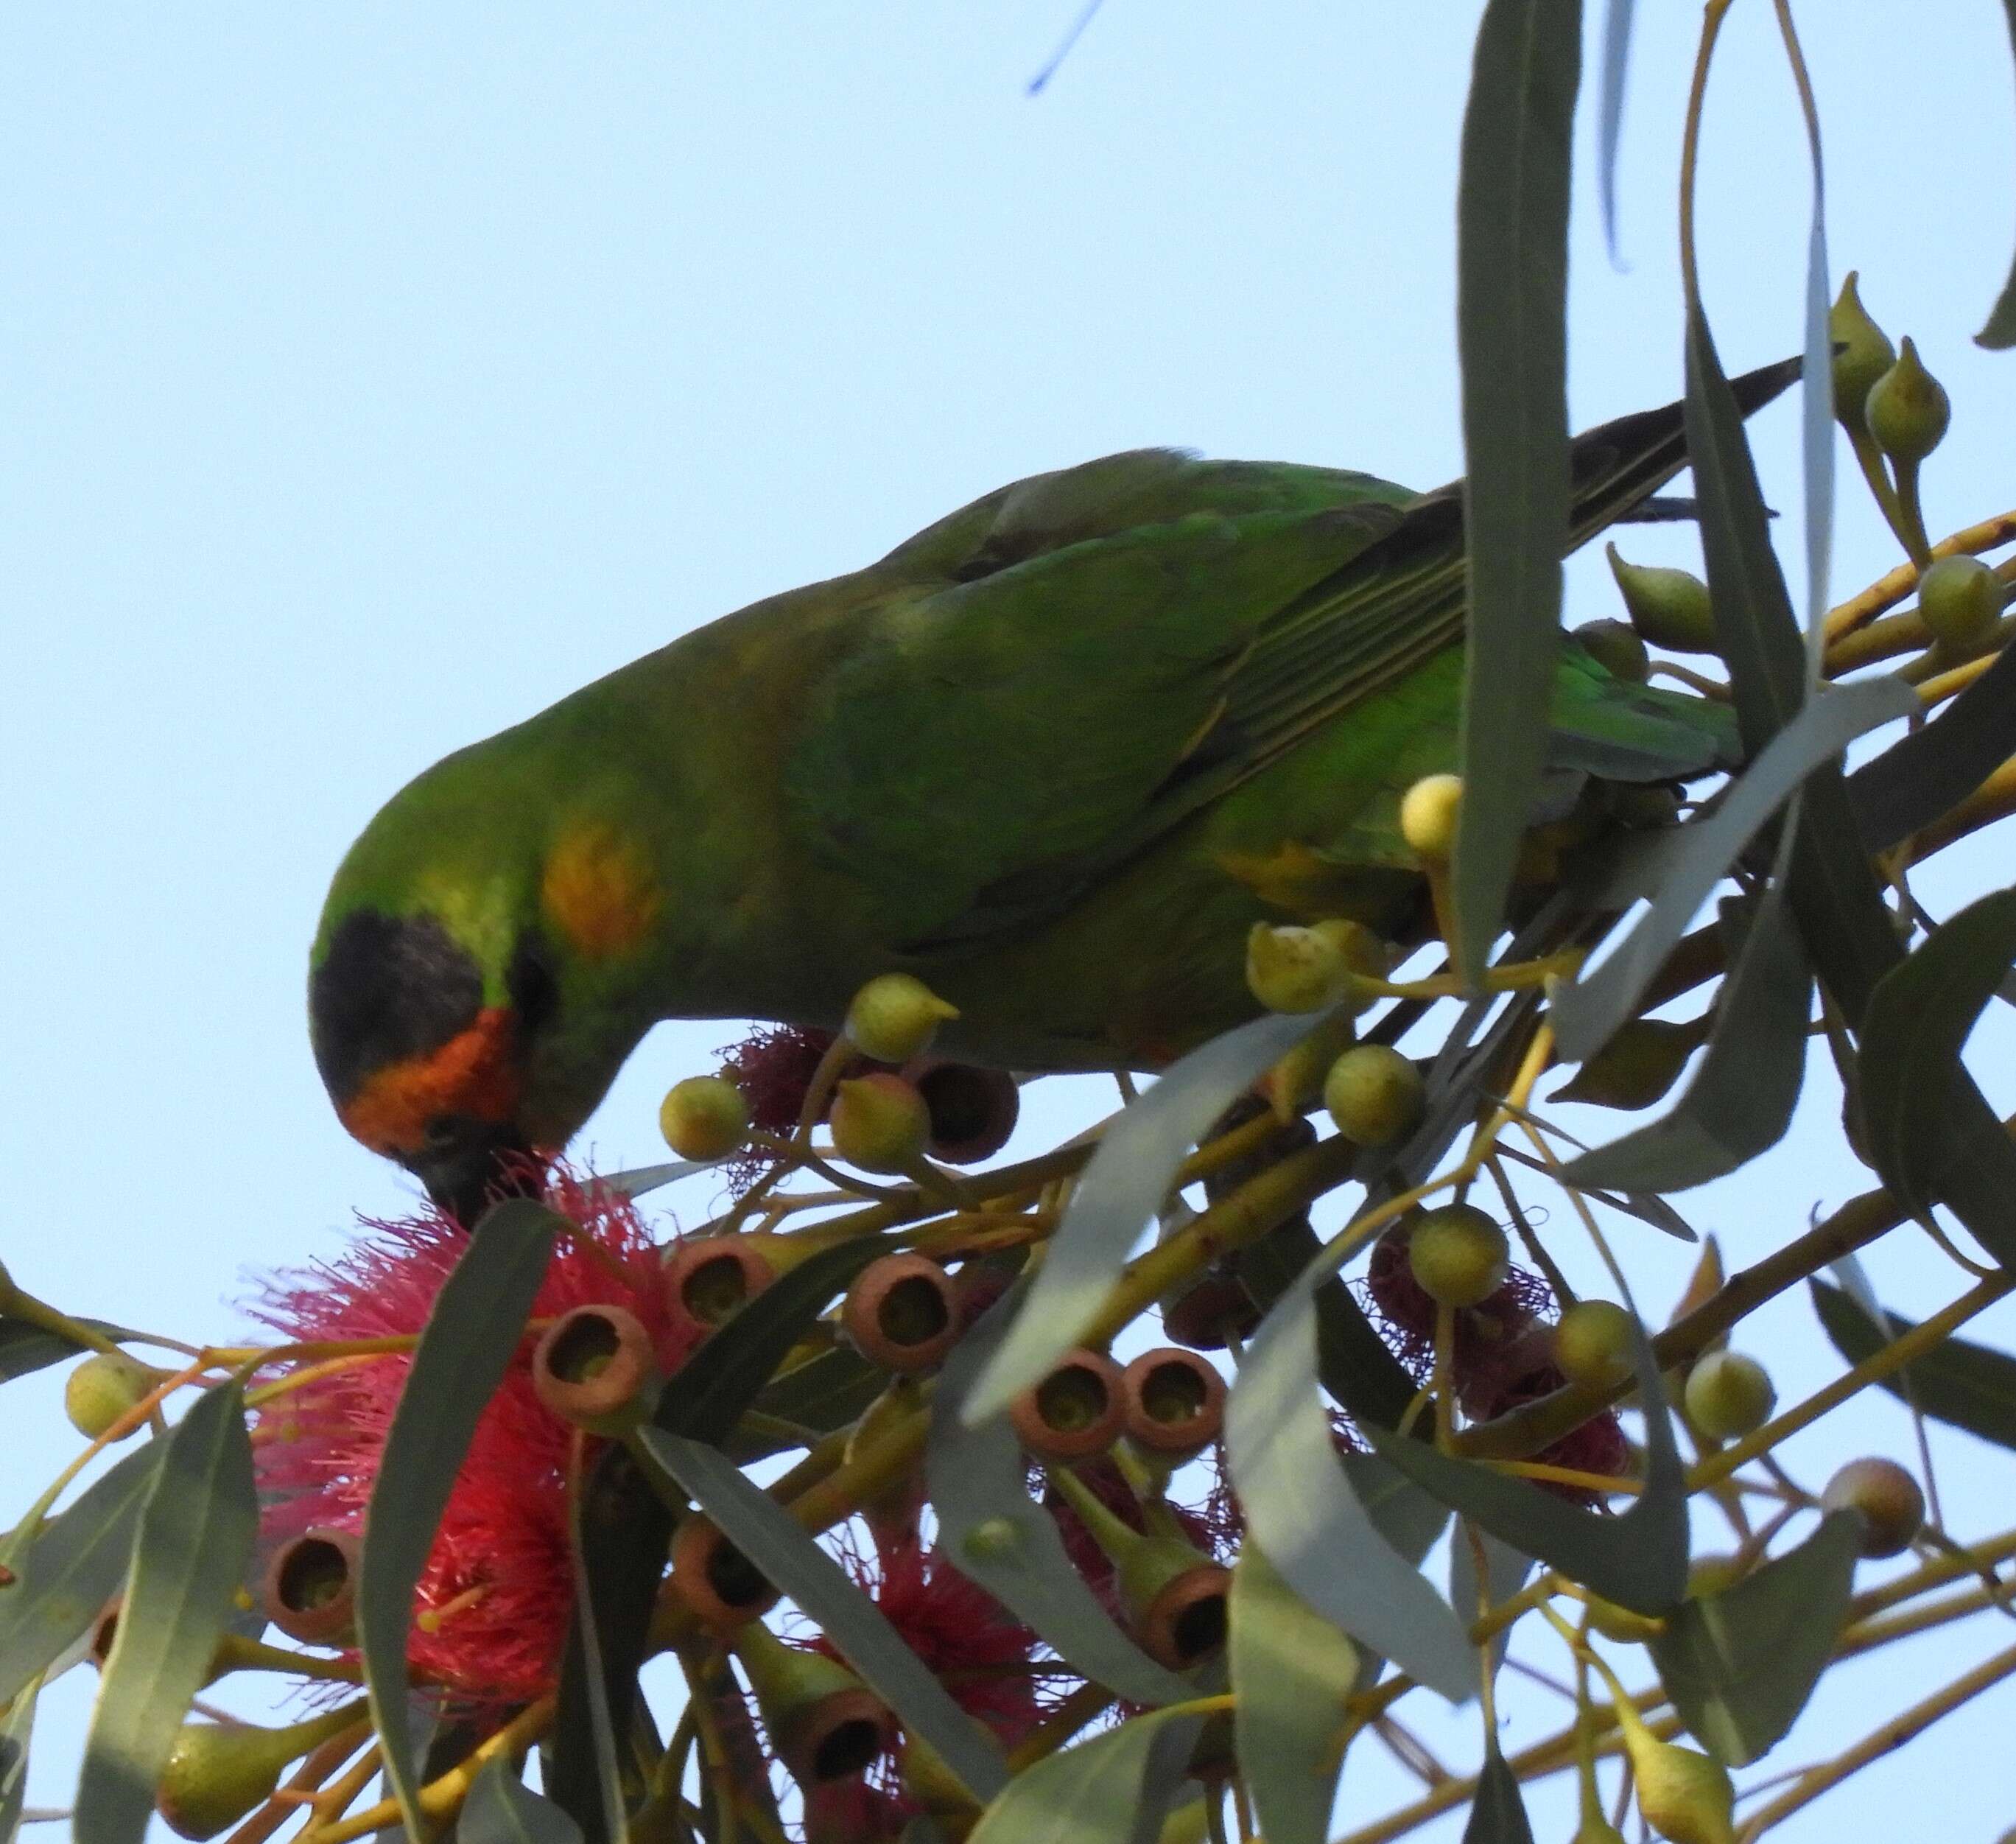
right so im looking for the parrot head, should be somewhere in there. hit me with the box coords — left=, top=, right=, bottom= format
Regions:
left=309, top=759, right=669, bottom=1225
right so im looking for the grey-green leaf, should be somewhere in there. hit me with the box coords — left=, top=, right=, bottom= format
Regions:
left=1226, top=1281, right=1474, bottom=1700
left=1231, top=1546, right=1366, bottom=1844
left=1977, top=1, right=2016, bottom=346
left=74, top=1379, right=257, bottom=1844
left=1848, top=642, right=2016, bottom=852
left=0, top=1442, right=161, bottom=1708
left=965, top=1705, right=1203, bottom=1844
left=930, top=1289, right=1193, bottom=1708
left=1595, top=0, right=1636, bottom=263
left=603, top=1160, right=710, bottom=1199
left=0, top=1319, right=132, bottom=1386
left=1550, top=675, right=1913, bottom=1061
left=636, top=1429, right=1009, bottom=1804
left=0, top=1673, right=38, bottom=1844
left=1463, top=1746, right=1536, bottom=1843
left=963, top=1009, right=1318, bottom=1424
left=1561, top=883, right=1812, bottom=1193
left=1450, top=0, right=1582, bottom=985
left=1650, top=1510, right=1861, bottom=1764
left=1810, top=1278, right=2016, bottom=1450
left=461, top=1756, right=586, bottom=1844
left=359, top=1199, right=559, bottom=1840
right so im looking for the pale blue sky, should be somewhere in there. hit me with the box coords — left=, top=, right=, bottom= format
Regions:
left=7, top=4, right=2016, bottom=1837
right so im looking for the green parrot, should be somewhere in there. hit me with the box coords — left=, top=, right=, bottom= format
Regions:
left=309, top=360, right=1792, bottom=1221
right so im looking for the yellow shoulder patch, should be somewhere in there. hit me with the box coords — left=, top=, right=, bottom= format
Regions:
left=541, top=824, right=662, bottom=960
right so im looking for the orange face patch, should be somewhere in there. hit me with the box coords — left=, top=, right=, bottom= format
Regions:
left=339, top=1006, right=521, bottom=1157
left=541, top=824, right=661, bottom=961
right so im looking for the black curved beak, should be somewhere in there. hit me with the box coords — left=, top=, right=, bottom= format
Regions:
left=415, top=1120, right=542, bottom=1230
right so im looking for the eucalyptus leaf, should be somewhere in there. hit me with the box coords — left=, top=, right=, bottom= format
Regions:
left=1785, top=56, right=1833, bottom=676
left=0, top=1673, right=38, bottom=1844
left=929, top=1289, right=1193, bottom=1708
left=359, top=1200, right=560, bottom=1840
left=754, top=1345, right=888, bottom=1442
left=1848, top=638, right=2016, bottom=852
left=964, top=1008, right=1319, bottom=1424
left=965, top=1705, right=1202, bottom=1844
left=1856, top=887, right=2016, bottom=1266
left=1561, top=881, right=1811, bottom=1193
left=74, top=1379, right=256, bottom=1844
left=1650, top=1511, right=1861, bottom=1764
left=1810, top=1279, right=2016, bottom=1450
left=1366, top=1315, right=1687, bottom=1616
left=636, top=1428, right=1009, bottom=1804
left=1977, top=0, right=2016, bottom=347
left=603, top=1161, right=711, bottom=1200
left=0, top=1443, right=160, bottom=1708
left=1595, top=0, right=1635, bottom=264
left=1550, top=675, right=1911, bottom=1062
left=1225, top=1280, right=1474, bottom=1700
left=1462, top=1747, right=1535, bottom=1844
left=0, top=1319, right=132, bottom=1386
left=1449, top=0, right=1581, bottom=984
left=462, top=1756, right=586, bottom=1844
left=1231, top=1546, right=1367, bottom=1844
left=562, top=1482, right=632, bottom=1844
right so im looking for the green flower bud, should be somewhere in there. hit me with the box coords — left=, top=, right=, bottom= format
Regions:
left=1865, top=335, right=1950, bottom=464
left=1323, top=1044, right=1426, bottom=1146
left=658, top=1074, right=751, bottom=1162
left=1606, top=544, right=1719, bottom=654
left=1682, top=1350, right=1775, bottom=1442
left=734, top=1619, right=893, bottom=1787
left=828, top=1073, right=932, bottom=1174
left=1553, top=1300, right=1637, bottom=1393
left=156, top=1706, right=362, bottom=1840
left=1573, top=617, right=1650, bottom=684
left=1917, top=553, right=2006, bottom=653
left=843, top=972, right=959, bottom=1064
left=1621, top=1719, right=1735, bottom=1844
left=1822, top=1456, right=1925, bottom=1558
left=1572, top=1820, right=1629, bottom=1844
left=1398, top=773, right=1463, bottom=861
left=1828, top=271, right=1895, bottom=433
left=65, top=1350, right=161, bottom=1441
left=1245, top=922, right=1346, bottom=1014
left=1406, top=1204, right=1509, bottom=1308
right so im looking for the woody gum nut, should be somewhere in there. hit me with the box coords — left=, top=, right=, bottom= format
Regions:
left=261, top=1527, right=362, bottom=1647
left=907, top=1057, right=1020, bottom=1163
left=1160, top=1272, right=1261, bottom=1351
left=1822, top=1456, right=1925, bottom=1558
left=1135, top=1563, right=1232, bottom=1670
left=1008, top=1348, right=1127, bottom=1462
left=532, top=1303, right=658, bottom=1428
left=842, top=1252, right=960, bottom=1373
left=1120, top=1347, right=1226, bottom=1456
left=670, top=1515, right=780, bottom=1633
left=664, top=1235, right=776, bottom=1331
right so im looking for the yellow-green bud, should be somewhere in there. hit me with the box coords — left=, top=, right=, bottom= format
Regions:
left=1865, top=335, right=1949, bottom=464
left=1572, top=1820, right=1629, bottom=1844
left=1398, top=773, right=1463, bottom=861
left=1822, top=1456, right=1925, bottom=1558
left=659, top=1074, right=751, bottom=1162
left=1623, top=1723, right=1735, bottom=1844
left=1406, top=1205, right=1509, bottom=1308
left=1553, top=1300, right=1637, bottom=1393
left=1573, top=617, right=1650, bottom=684
left=1682, top=1350, right=1774, bottom=1442
left=64, top=1350, right=161, bottom=1441
left=1606, top=544, right=1718, bottom=654
left=156, top=1707, right=362, bottom=1840
left=1917, top=553, right=2006, bottom=653
left=829, top=1073, right=932, bottom=1174
left=843, top=972, right=959, bottom=1064
left=1323, top=1044, right=1425, bottom=1146
left=1829, top=271, right=1895, bottom=433
left=1245, top=922, right=1346, bottom=1014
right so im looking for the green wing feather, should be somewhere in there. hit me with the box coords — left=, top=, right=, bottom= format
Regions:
left=787, top=360, right=1795, bottom=950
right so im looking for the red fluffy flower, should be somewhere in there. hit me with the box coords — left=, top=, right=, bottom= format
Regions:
left=250, top=1168, right=699, bottom=1703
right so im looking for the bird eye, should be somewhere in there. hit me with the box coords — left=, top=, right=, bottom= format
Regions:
left=422, top=1117, right=461, bottom=1153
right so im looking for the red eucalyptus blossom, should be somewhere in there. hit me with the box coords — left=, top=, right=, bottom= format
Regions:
left=250, top=1168, right=699, bottom=1703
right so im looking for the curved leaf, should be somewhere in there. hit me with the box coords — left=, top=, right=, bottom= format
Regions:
left=0, top=1319, right=132, bottom=1387
left=1849, top=642, right=2016, bottom=852
left=930, top=1290, right=1193, bottom=1708
left=603, top=1160, right=710, bottom=1200
left=1450, top=0, right=1581, bottom=984
left=462, top=1756, right=586, bottom=1844
left=1225, top=1281, right=1474, bottom=1701
left=1595, top=0, right=1636, bottom=264
left=1976, top=1, right=2016, bottom=347
left=0, top=1443, right=161, bottom=1707
left=1561, top=882, right=1812, bottom=1193
left=1231, top=1546, right=1367, bottom=1844
left=636, top=1428, right=1009, bottom=1805
left=1810, top=1278, right=2016, bottom=1450
left=964, top=1009, right=1318, bottom=1425
left=965, top=1705, right=1202, bottom=1844
left=1650, top=1511, right=1861, bottom=1764
left=359, top=1200, right=559, bottom=1840
left=0, top=1673, right=38, bottom=1844
left=1550, top=675, right=1913, bottom=1061
left=74, top=1380, right=256, bottom=1844
left=1463, top=1747, right=1535, bottom=1843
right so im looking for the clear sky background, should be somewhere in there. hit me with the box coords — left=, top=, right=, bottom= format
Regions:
left=7, top=4, right=2016, bottom=1837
